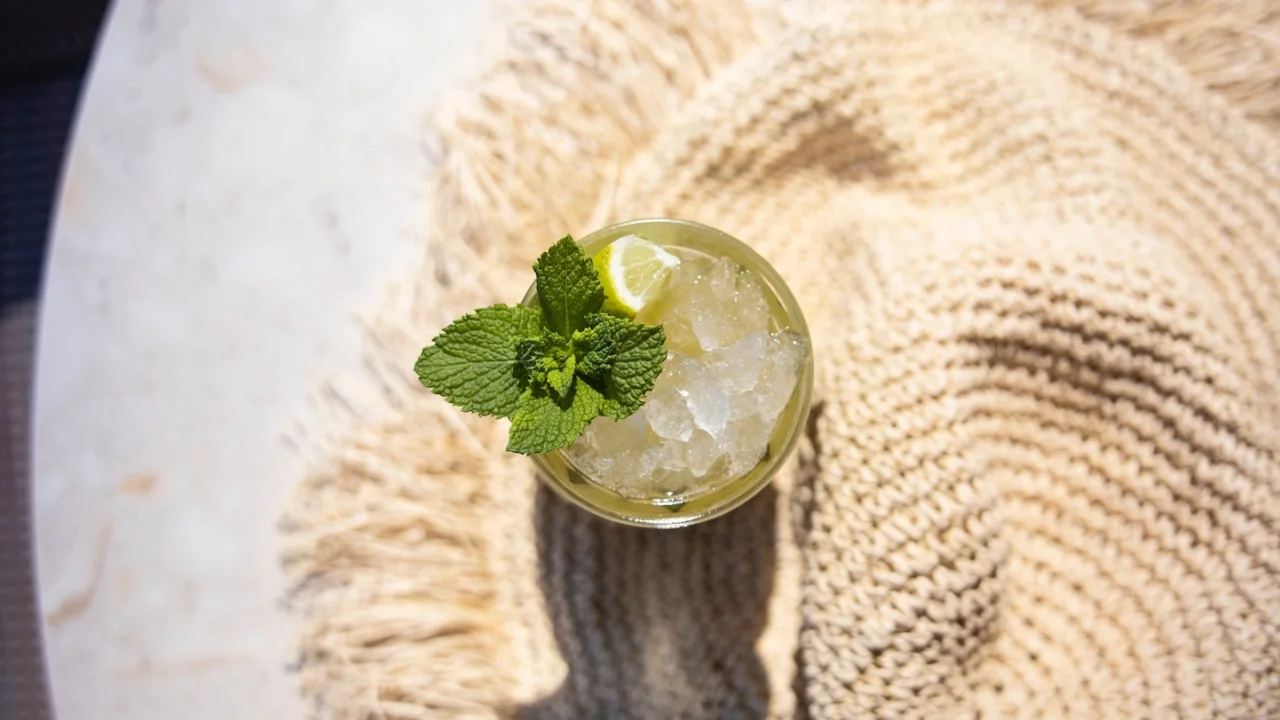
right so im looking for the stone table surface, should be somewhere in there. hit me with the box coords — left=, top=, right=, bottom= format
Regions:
left=32, top=1, right=494, bottom=716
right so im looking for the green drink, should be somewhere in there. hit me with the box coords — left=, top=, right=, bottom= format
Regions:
left=525, top=219, right=813, bottom=527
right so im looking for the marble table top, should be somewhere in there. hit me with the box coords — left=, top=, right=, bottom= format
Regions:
left=33, top=1, right=494, bottom=716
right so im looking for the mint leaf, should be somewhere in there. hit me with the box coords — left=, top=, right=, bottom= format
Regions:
left=547, top=354, right=576, bottom=397
left=414, top=304, right=542, bottom=417
left=506, top=379, right=603, bottom=454
left=587, top=314, right=667, bottom=420
left=515, top=338, right=547, bottom=386
left=516, top=329, right=576, bottom=398
left=572, top=324, right=617, bottom=379
left=534, top=236, right=604, bottom=338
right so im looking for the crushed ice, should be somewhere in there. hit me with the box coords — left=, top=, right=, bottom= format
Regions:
left=565, top=255, right=807, bottom=498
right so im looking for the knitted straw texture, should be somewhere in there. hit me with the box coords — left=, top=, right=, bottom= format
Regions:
left=283, top=1, right=1280, bottom=718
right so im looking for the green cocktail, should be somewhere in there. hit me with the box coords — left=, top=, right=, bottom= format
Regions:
left=526, top=219, right=812, bottom=527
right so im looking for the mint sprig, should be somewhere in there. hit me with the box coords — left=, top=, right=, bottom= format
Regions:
left=414, top=236, right=668, bottom=455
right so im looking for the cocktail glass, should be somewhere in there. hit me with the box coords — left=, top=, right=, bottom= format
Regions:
left=523, top=218, right=812, bottom=528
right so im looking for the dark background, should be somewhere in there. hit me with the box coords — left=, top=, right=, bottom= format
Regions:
left=1, top=0, right=111, bottom=717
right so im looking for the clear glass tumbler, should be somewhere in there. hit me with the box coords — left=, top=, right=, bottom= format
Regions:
left=522, top=218, right=813, bottom=528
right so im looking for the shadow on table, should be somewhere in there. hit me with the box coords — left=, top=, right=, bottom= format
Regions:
left=518, top=482, right=779, bottom=719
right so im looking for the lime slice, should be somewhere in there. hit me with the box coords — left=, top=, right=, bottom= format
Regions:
left=593, top=234, right=681, bottom=317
